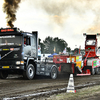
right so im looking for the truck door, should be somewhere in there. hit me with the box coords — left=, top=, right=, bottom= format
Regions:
left=31, top=31, right=38, bottom=59
left=31, top=35, right=37, bottom=58
left=24, top=36, right=31, bottom=57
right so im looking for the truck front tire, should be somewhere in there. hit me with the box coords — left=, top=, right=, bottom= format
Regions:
left=23, top=64, right=35, bottom=80
left=0, top=71, right=8, bottom=79
left=50, top=66, right=58, bottom=79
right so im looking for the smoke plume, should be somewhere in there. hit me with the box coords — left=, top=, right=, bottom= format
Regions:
left=87, top=11, right=100, bottom=33
left=29, top=0, right=100, bottom=31
left=29, top=0, right=94, bottom=26
left=3, top=0, right=21, bottom=28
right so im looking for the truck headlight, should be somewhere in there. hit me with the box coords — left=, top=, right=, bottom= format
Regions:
left=16, top=61, right=20, bottom=65
left=16, top=61, right=24, bottom=65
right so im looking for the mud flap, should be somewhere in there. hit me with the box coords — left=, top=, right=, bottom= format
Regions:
left=75, top=66, right=82, bottom=74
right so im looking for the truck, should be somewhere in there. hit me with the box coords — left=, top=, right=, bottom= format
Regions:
left=80, top=33, right=100, bottom=75
left=53, top=33, right=100, bottom=75
left=0, top=28, right=99, bottom=80
left=0, top=27, right=75, bottom=80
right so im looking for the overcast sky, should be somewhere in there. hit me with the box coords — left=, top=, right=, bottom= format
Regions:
left=0, top=0, right=100, bottom=50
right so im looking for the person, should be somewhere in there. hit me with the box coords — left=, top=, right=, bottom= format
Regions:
left=24, top=38, right=26, bottom=45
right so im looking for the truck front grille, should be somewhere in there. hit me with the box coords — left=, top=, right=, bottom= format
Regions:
left=0, top=61, right=15, bottom=66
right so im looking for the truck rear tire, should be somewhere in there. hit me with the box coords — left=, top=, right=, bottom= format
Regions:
left=50, top=67, right=58, bottom=79
left=0, top=71, right=8, bottom=79
left=91, top=68, right=95, bottom=75
left=23, top=64, right=35, bottom=80
left=95, top=67, right=99, bottom=74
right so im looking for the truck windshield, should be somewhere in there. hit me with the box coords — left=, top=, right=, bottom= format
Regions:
left=0, top=35, right=22, bottom=46
left=86, top=40, right=96, bottom=45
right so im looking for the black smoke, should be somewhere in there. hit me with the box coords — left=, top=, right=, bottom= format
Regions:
left=3, top=0, right=21, bottom=28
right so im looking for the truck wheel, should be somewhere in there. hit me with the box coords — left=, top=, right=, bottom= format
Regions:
left=50, top=67, right=58, bottom=79
left=23, top=64, right=35, bottom=80
left=91, top=68, right=95, bottom=75
left=0, top=71, right=8, bottom=79
left=95, top=67, right=99, bottom=74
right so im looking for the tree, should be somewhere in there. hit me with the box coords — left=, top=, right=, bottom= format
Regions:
left=43, top=36, right=54, bottom=53
left=67, top=47, right=71, bottom=52
left=38, top=38, right=45, bottom=53
left=73, top=48, right=79, bottom=54
left=53, top=37, right=68, bottom=53
left=41, top=36, right=70, bottom=54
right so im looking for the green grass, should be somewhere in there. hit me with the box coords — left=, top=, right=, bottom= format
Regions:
left=46, top=85, right=100, bottom=100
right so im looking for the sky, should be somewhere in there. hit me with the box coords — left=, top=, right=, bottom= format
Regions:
left=0, top=0, right=100, bottom=50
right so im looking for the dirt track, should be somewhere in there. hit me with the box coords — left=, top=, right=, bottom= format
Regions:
left=1, top=74, right=100, bottom=100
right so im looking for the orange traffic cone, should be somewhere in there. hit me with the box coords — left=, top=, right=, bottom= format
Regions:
left=66, top=74, right=76, bottom=93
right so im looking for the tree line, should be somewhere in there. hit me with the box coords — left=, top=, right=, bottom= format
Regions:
left=39, top=36, right=71, bottom=54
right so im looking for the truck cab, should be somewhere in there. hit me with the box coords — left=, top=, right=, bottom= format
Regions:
left=83, top=34, right=97, bottom=58
left=0, top=28, right=38, bottom=79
